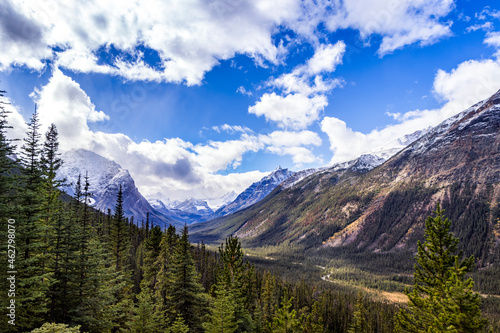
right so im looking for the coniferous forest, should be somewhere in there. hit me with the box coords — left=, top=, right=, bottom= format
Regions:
left=0, top=95, right=498, bottom=332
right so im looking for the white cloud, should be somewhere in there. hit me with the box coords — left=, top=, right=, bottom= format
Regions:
left=31, top=67, right=109, bottom=151
left=465, top=21, right=493, bottom=33
left=484, top=31, right=500, bottom=53
left=0, top=97, right=28, bottom=146
left=0, top=0, right=456, bottom=83
left=250, top=41, right=345, bottom=131
left=212, top=124, right=253, bottom=135
left=321, top=56, right=500, bottom=164
left=305, top=42, right=346, bottom=75
left=7, top=68, right=325, bottom=201
left=270, top=41, right=346, bottom=95
left=433, top=58, right=500, bottom=112
left=249, top=92, right=328, bottom=130
left=260, top=130, right=322, bottom=165
left=0, top=0, right=304, bottom=85
left=324, top=0, right=454, bottom=56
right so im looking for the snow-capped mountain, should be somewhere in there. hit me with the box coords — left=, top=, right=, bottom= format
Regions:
left=191, top=89, right=500, bottom=256
left=174, top=198, right=214, bottom=216
left=214, top=166, right=295, bottom=217
left=58, top=149, right=179, bottom=227
left=326, top=128, right=432, bottom=174
left=367, top=127, right=431, bottom=160
left=208, top=191, right=238, bottom=210
left=281, top=167, right=326, bottom=189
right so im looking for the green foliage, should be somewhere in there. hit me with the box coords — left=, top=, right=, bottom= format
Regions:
left=204, top=281, right=238, bottom=333
left=129, top=287, right=158, bottom=333
left=168, top=315, right=190, bottom=333
left=272, top=289, right=302, bottom=333
left=219, top=236, right=253, bottom=331
left=31, top=323, right=81, bottom=332
left=169, top=225, right=207, bottom=332
left=348, top=293, right=370, bottom=333
left=396, top=204, right=487, bottom=332
left=110, top=185, right=129, bottom=271
left=302, top=301, right=324, bottom=333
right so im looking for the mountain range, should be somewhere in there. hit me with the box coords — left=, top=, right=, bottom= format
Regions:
left=56, top=106, right=445, bottom=229
left=190, top=90, right=500, bottom=266
left=57, top=149, right=182, bottom=228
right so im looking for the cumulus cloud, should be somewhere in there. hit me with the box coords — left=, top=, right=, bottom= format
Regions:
left=30, top=67, right=109, bottom=151
left=0, top=0, right=304, bottom=85
left=260, top=130, right=322, bottom=165
left=0, top=0, right=457, bottom=83
left=7, top=68, right=326, bottom=200
left=305, top=42, right=346, bottom=75
left=249, top=41, right=345, bottom=132
left=324, top=0, right=454, bottom=56
left=321, top=56, right=500, bottom=164
left=0, top=1, right=51, bottom=71
left=249, top=93, right=328, bottom=130
left=484, top=31, right=500, bottom=57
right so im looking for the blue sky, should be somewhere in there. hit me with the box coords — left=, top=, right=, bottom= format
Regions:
left=1, top=0, right=500, bottom=204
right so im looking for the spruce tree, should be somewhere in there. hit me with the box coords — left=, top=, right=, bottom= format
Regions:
left=302, top=301, right=324, bottom=333
left=204, top=281, right=238, bottom=333
left=154, top=225, right=178, bottom=328
left=396, top=203, right=487, bottom=332
left=219, top=236, right=253, bottom=331
left=168, top=315, right=190, bottom=333
left=0, top=89, right=16, bottom=218
left=272, top=289, right=301, bottom=333
left=169, top=225, right=207, bottom=332
left=261, top=271, right=277, bottom=333
left=16, top=109, right=53, bottom=330
left=348, top=293, right=370, bottom=333
left=111, top=184, right=129, bottom=271
left=0, top=90, right=18, bottom=333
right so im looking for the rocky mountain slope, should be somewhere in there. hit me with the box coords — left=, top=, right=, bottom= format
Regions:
left=190, top=90, right=500, bottom=265
left=58, top=149, right=180, bottom=227
left=213, top=166, right=295, bottom=218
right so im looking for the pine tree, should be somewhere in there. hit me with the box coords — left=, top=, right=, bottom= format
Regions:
left=219, top=235, right=253, bottom=332
left=129, top=286, right=158, bottom=333
left=30, top=322, right=81, bottom=332
left=204, top=281, right=238, bottom=333
left=110, top=185, right=129, bottom=271
left=303, top=301, right=324, bottom=333
left=0, top=90, right=18, bottom=333
left=169, top=225, right=207, bottom=332
left=348, top=293, right=370, bottom=333
left=261, top=271, right=277, bottom=333
left=396, top=203, right=487, bottom=332
left=0, top=89, right=16, bottom=218
left=168, top=315, right=190, bottom=333
left=16, top=109, right=53, bottom=330
left=272, top=289, right=301, bottom=333
left=154, top=225, right=178, bottom=328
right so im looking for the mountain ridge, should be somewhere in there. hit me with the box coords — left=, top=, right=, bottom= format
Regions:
left=190, top=90, right=500, bottom=266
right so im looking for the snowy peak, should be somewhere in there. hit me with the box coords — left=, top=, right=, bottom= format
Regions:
left=58, top=149, right=177, bottom=227
left=215, top=167, right=295, bottom=217
left=58, top=149, right=122, bottom=197
left=281, top=167, right=326, bottom=189
left=174, top=198, right=213, bottom=215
